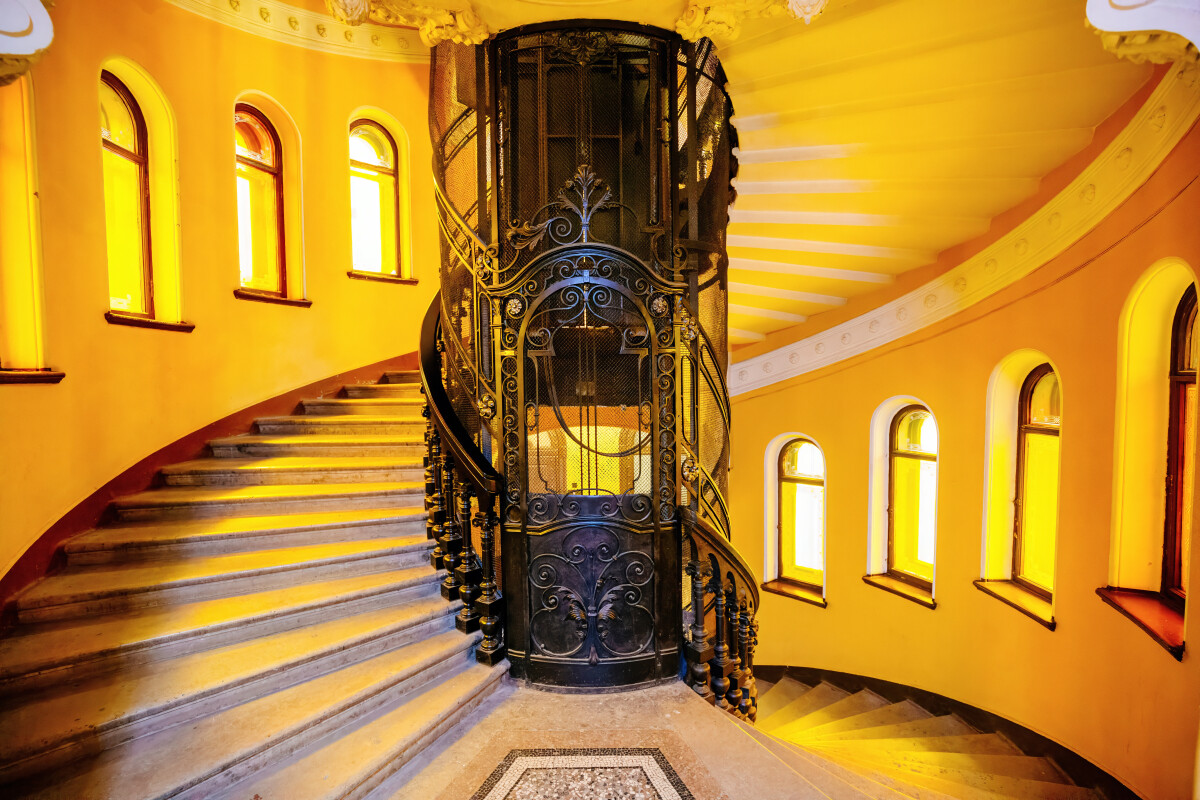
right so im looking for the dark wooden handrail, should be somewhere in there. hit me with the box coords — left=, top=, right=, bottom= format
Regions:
left=682, top=506, right=759, bottom=612
left=420, top=291, right=503, bottom=502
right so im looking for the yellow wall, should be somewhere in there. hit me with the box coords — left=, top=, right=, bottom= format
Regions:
left=0, top=2, right=436, bottom=576
left=729, top=119, right=1200, bottom=798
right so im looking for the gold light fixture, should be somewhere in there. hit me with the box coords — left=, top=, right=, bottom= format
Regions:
left=788, top=0, right=828, bottom=24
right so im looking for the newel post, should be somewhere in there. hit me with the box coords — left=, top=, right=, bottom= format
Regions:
left=475, top=498, right=507, bottom=665
left=684, top=560, right=715, bottom=703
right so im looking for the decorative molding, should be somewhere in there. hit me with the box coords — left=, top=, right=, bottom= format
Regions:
left=324, top=0, right=488, bottom=46
left=164, top=0, right=427, bottom=62
left=0, top=0, right=53, bottom=86
left=1087, top=0, right=1200, bottom=64
left=676, top=0, right=789, bottom=41
left=729, top=60, right=1200, bottom=397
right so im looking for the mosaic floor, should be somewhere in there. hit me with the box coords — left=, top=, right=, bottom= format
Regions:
left=471, top=748, right=694, bottom=800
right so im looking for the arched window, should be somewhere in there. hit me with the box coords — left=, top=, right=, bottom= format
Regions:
left=349, top=120, right=403, bottom=277
left=234, top=104, right=284, bottom=295
left=1164, top=285, right=1197, bottom=609
left=1014, top=364, right=1061, bottom=598
left=778, top=438, right=825, bottom=590
left=888, top=406, right=938, bottom=589
left=100, top=71, right=152, bottom=316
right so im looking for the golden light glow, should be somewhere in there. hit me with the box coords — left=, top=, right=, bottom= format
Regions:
left=528, top=423, right=650, bottom=495
left=349, top=122, right=399, bottom=276
left=234, top=108, right=283, bottom=293
left=892, top=409, right=937, bottom=582
left=100, top=74, right=150, bottom=315
left=780, top=438, right=824, bottom=587
left=1017, top=369, right=1061, bottom=593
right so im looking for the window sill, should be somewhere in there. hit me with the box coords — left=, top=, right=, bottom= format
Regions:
left=762, top=579, right=827, bottom=609
left=105, top=311, right=196, bottom=333
left=974, top=579, right=1055, bottom=630
left=863, top=573, right=936, bottom=609
left=347, top=270, right=417, bottom=285
left=1096, top=586, right=1184, bottom=661
left=0, top=369, right=65, bottom=384
left=233, top=288, right=313, bottom=308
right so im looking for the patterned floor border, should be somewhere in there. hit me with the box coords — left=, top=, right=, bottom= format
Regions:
left=471, top=747, right=695, bottom=800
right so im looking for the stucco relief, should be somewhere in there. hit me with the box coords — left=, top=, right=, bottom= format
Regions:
left=1087, top=0, right=1200, bottom=63
left=325, top=0, right=489, bottom=45
left=0, top=0, right=54, bottom=87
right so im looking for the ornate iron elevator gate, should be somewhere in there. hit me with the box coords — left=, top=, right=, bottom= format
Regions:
left=427, top=23, right=744, bottom=689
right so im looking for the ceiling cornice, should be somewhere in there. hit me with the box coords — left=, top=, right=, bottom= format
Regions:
left=1087, top=0, right=1199, bottom=64
left=0, top=0, right=54, bottom=86
left=165, top=0, right=428, bottom=62
left=728, top=59, right=1200, bottom=398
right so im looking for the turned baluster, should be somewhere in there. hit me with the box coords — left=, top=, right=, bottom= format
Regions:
left=708, top=577, right=735, bottom=709
left=475, top=499, right=507, bottom=665
left=439, top=455, right=463, bottom=600
left=684, top=560, right=715, bottom=702
left=725, top=583, right=744, bottom=712
left=747, top=618, right=760, bottom=722
left=426, top=428, right=445, bottom=569
left=737, top=599, right=752, bottom=718
left=455, top=485, right=483, bottom=632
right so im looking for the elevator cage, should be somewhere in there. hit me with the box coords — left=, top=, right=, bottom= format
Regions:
left=428, top=23, right=736, bottom=687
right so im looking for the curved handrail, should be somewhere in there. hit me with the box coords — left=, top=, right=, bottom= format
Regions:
left=420, top=291, right=503, bottom=501
left=682, top=506, right=758, bottom=612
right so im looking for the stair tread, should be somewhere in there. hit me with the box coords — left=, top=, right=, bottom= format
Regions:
left=114, top=481, right=424, bottom=508
left=758, top=681, right=850, bottom=730
left=0, top=566, right=440, bottom=682
left=65, top=507, right=428, bottom=553
left=797, top=700, right=933, bottom=739
left=305, top=398, right=424, bottom=406
left=814, top=734, right=1022, bottom=756
left=234, top=662, right=506, bottom=800
left=754, top=676, right=812, bottom=720
left=842, top=750, right=1070, bottom=783
left=256, top=415, right=424, bottom=424
left=16, top=630, right=481, bottom=800
left=210, top=434, right=424, bottom=446
left=19, top=535, right=432, bottom=608
left=772, top=689, right=891, bottom=739
left=811, top=714, right=977, bottom=742
left=0, top=597, right=459, bottom=766
left=162, top=456, right=421, bottom=473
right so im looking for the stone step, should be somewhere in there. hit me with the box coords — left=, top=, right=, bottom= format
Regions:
left=798, top=700, right=932, bottom=740
left=815, top=734, right=1022, bottom=756
left=255, top=415, right=424, bottom=436
left=0, top=567, right=442, bottom=696
left=344, top=383, right=422, bottom=399
left=111, top=481, right=425, bottom=522
left=754, top=675, right=812, bottom=720
left=302, top=398, right=424, bottom=417
left=10, top=630, right=483, bottom=800
left=0, top=597, right=461, bottom=784
left=64, top=507, right=428, bottom=565
left=815, top=714, right=978, bottom=742
left=15, top=534, right=434, bottom=623
left=160, top=456, right=423, bottom=487
left=209, top=433, right=425, bottom=458
left=380, top=371, right=421, bottom=384
left=232, top=662, right=507, bottom=800
left=827, top=750, right=1096, bottom=800
left=758, top=681, right=850, bottom=731
left=848, top=751, right=1071, bottom=784
left=771, top=689, right=891, bottom=739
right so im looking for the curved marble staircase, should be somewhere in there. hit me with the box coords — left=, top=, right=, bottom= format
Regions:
left=0, top=371, right=506, bottom=800
left=744, top=677, right=1101, bottom=800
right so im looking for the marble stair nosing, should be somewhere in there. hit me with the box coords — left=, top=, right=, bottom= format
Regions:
left=15, top=535, right=435, bottom=623
left=754, top=675, right=812, bottom=720
left=380, top=371, right=421, bottom=384
left=208, top=434, right=425, bottom=458
left=253, top=415, right=425, bottom=435
left=111, top=481, right=426, bottom=522
left=844, top=751, right=1072, bottom=783
left=0, top=567, right=443, bottom=697
left=159, top=456, right=424, bottom=487
left=302, top=398, right=425, bottom=416
left=0, top=597, right=460, bottom=784
left=795, top=699, right=934, bottom=739
left=757, top=681, right=851, bottom=730
left=806, top=733, right=1023, bottom=757
left=770, top=689, right=892, bottom=739
left=343, top=383, right=423, bottom=398
left=11, top=631, right=484, bottom=800
left=811, top=714, right=978, bottom=742
left=232, top=662, right=509, bottom=800
left=63, top=507, right=429, bottom=565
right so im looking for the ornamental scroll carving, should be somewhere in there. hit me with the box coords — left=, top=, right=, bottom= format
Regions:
left=1, top=0, right=54, bottom=87
left=324, top=0, right=488, bottom=46
left=1086, top=0, right=1200, bottom=64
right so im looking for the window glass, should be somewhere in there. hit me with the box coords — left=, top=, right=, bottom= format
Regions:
left=349, top=121, right=399, bottom=275
left=234, top=106, right=284, bottom=294
left=100, top=72, right=150, bottom=316
left=1165, top=286, right=1197, bottom=603
left=780, top=438, right=824, bottom=588
left=890, top=408, right=937, bottom=584
left=1016, top=366, right=1061, bottom=595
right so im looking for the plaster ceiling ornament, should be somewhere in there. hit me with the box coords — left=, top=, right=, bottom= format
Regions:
left=324, top=0, right=489, bottom=45
left=0, top=0, right=54, bottom=87
left=1086, top=0, right=1200, bottom=63
left=675, top=0, right=824, bottom=42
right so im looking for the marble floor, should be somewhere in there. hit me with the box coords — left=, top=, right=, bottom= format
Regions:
left=384, top=679, right=820, bottom=800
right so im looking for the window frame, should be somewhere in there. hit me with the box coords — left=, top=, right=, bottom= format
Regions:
left=1012, top=363, right=1060, bottom=601
left=100, top=70, right=154, bottom=319
left=887, top=404, right=937, bottom=592
left=348, top=118, right=403, bottom=279
left=234, top=102, right=287, bottom=297
left=1163, top=284, right=1197, bottom=612
left=777, top=437, right=825, bottom=592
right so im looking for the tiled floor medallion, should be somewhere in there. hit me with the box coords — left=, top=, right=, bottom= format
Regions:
left=472, top=747, right=694, bottom=800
